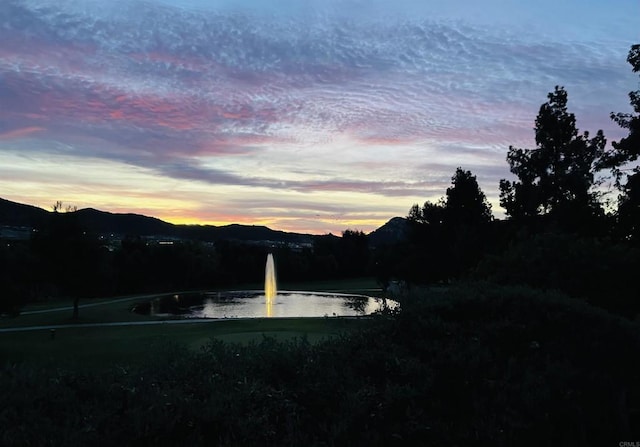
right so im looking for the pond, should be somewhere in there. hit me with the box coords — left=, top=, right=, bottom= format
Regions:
left=131, top=290, right=397, bottom=319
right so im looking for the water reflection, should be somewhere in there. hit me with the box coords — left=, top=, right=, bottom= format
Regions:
left=132, top=291, right=397, bottom=319
left=266, top=299, right=273, bottom=318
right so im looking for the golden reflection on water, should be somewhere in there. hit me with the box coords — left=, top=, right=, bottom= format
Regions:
left=266, top=299, right=273, bottom=318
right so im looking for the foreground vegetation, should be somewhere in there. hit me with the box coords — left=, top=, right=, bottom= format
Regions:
left=2, top=284, right=639, bottom=446
left=0, top=317, right=363, bottom=369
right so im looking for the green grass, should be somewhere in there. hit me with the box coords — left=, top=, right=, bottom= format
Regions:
left=0, top=297, right=156, bottom=329
left=0, top=277, right=383, bottom=330
left=0, top=278, right=380, bottom=369
left=0, top=317, right=365, bottom=369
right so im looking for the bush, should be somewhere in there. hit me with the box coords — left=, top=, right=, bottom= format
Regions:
left=473, top=233, right=640, bottom=317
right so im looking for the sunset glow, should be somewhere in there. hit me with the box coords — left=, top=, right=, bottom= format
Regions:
left=1, top=0, right=637, bottom=233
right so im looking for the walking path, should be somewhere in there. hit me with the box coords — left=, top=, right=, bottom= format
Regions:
left=20, top=293, right=177, bottom=315
left=0, top=317, right=239, bottom=333
left=0, top=288, right=380, bottom=333
left=20, top=288, right=381, bottom=315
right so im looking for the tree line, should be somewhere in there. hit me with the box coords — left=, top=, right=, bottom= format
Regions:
left=374, top=45, right=640, bottom=317
left=0, top=212, right=370, bottom=316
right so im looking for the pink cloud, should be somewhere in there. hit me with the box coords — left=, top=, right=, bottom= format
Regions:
left=0, top=127, right=46, bottom=140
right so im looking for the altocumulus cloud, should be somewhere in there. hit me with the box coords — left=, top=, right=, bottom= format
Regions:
left=0, top=0, right=637, bottom=232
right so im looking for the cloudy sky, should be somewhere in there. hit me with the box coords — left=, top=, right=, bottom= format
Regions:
left=1, top=0, right=638, bottom=234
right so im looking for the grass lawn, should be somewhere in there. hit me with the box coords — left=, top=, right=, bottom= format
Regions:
left=0, top=317, right=365, bottom=369
left=0, top=278, right=380, bottom=369
left=0, top=277, right=383, bottom=329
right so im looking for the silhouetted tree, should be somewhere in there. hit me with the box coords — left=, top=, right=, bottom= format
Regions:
left=408, top=199, right=446, bottom=226
left=603, top=44, right=640, bottom=186
left=213, top=240, right=266, bottom=286
left=617, top=171, right=640, bottom=243
left=312, top=234, right=340, bottom=279
left=0, top=241, right=35, bottom=314
left=499, top=86, right=607, bottom=231
left=410, top=168, right=492, bottom=228
left=272, top=245, right=312, bottom=283
left=445, top=168, right=493, bottom=226
left=339, top=229, right=369, bottom=277
left=405, top=168, right=493, bottom=283
left=32, top=203, right=104, bottom=319
left=604, top=45, right=640, bottom=243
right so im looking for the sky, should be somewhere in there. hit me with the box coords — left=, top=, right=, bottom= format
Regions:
left=0, top=0, right=638, bottom=234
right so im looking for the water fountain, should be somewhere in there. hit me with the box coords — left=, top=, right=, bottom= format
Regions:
left=265, top=253, right=277, bottom=303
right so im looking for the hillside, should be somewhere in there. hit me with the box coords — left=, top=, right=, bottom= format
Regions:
left=0, top=197, right=49, bottom=227
left=0, top=197, right=314, bottom=244
left=367, top=216, right=409, bottom=246
left=1, top=197, right=411, bottom=245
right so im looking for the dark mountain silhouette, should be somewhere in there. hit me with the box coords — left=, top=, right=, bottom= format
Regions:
left=176, top=223, right=311, bottom=244
left=1, top=197, right=408, bottom=245
left=0, top=198, right=312, bottom=244
left=367, top=217, right=409, bottom=246
left=0, top=197, right=49, bottom=226
left=73, top=208, right=175, bottom=236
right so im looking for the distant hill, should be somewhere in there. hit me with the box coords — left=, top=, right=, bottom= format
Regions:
left=1, top=197, right=407, bottom=246
left=0, top=197, right=314, bottom=244
left=74, top=208, right=176, bottom=236
left=0, top=197, right=49, bottom=227
left=367, top=217, right=409, bottom=246
left=176, top=223, right=313, bottom=244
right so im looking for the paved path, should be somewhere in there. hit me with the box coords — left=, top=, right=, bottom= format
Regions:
left=0, top=317, right=237, bottom=333
left=19, top=292, right=190, bottom=315
left=2, top=290, right=213, bottom=333
left=1, top=288, right=382, bottom=333
left=0, top=315, right=365, bottom=334
left=19, top=288, right=382, bottom=315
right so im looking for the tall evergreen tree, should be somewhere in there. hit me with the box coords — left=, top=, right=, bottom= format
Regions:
left=445, top=168, right=493, bottom=226
left=606, top=45, right=640, bottom=242
left=605, top=44, right=640, bottom=184
left=499, top=86, right=606, bottom=229
left=409, top=168, right=492, bottom=227
left=406, top=168, right=492, bottom=283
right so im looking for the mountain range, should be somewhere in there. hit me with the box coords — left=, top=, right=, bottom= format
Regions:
left=0, top=197, right=407, bottom=246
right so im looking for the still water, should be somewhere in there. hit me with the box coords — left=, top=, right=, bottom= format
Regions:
left=132, top=291, right=396, bottom=319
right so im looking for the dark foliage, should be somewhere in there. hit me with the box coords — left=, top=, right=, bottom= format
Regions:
left=31, top=210, right=109, bottom=318
left=499, top=86, right=606, bottom=233
left=2, top=285, right=639, bottom=446
left=604, top=44, right=640, bottom=186
left=0, top=241, right=36, bottom=314
left=608, top=45, right=640, bottom=244
left=473, top=232, right=640, bottom=318
left=617, top=171, right=640, bottom=243
left=399, top=168, right=493, bottom=284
